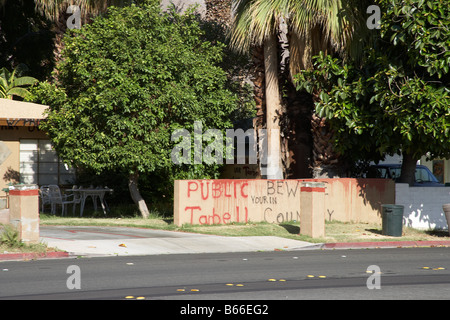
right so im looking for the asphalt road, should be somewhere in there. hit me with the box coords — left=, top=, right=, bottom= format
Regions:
left=0, top=247, right=449, bottom=303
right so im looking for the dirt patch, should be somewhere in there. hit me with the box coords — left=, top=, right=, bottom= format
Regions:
left=325, top=222, right=449, bottom=242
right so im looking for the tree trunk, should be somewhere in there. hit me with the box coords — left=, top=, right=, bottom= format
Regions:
left=128, top=171, right=150, bottom=218
left=252, top=45, right=265, bottom=131
left=398, top=151, right=417, bottom=186
left=263, top=34, right=283, bottom=179
left=310, top=113, right=343, bottom=178
left=283, top=89, right=313, bottom=178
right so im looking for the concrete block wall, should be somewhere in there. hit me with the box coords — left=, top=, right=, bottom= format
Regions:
left=174, top=178, right=395, bottom=226
left=395, top=183, right=450, bottom=230
left=312, top=178, right=395, bottom=224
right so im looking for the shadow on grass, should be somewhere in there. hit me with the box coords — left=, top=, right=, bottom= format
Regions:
left=279, top=224, right=300, bottom=235
left=368, top=227, right=449, bottom=238
left=366, top=228, right=382, bottom=235
left=46, top=201, right=175, bottom=220
left=424, top=230, right=449, bottom=238
left=162, top=218, right=174, bottom=225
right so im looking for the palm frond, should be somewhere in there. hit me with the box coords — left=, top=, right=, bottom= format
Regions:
left=6, top=87, right=32, bottom=99
left=0, top=66, right=38, bottom=99
left=0, top=67, right=11, bottom=82
left=295, top=0, right=374, bottom=61
left=229, top=0, right=285, bottom=53
left=12, top=76, right=38, bottom=87
left=230, top=0, right=373, bottom=63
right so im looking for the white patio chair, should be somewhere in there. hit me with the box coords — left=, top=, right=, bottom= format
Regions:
left=39, top=186, right=51, bottom=213
left=48, top=185, right=79, bottom=216
left=68, top=186, right=82, bottom=215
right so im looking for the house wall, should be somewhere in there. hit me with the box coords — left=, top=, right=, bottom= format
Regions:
left=420, top=156, right=450, bottom=184
left=395, top=183, right=450, bottom=230
left=0, top=126, right=47, bottom=192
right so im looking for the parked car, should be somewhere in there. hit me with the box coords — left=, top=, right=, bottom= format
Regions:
left=367, top=164, right=444, bottom=186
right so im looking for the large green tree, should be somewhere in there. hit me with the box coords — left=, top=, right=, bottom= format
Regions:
left=30, top=1, right=238, bottom=217
left=33, top=1, right=145, bottom=57
left=296, top=0, right=450, bottom=185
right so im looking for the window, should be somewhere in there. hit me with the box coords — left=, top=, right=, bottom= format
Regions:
left=415, top=167, right=438, bottom=183
left=19, top=139, right=76, bottom=186
left=389, top=168, right=401, bottom=179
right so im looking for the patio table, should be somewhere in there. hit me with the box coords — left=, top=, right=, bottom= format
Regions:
left=71, top=188, right=113, bottom=217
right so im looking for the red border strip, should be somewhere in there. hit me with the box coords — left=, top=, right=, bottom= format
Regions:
left=0, top=251, right=69, bottom=261
left=9, top=189, right=39, bottom=196
left=323, top=240, right=450, bottom=249
left=300, top=187, right=326, bottom=193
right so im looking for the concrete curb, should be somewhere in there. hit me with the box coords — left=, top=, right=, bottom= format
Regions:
left=320, top=240, right=450, bottom=250
left=0, top=251, right=69, bottom=262
left=1, top=239, right=450, bottom=261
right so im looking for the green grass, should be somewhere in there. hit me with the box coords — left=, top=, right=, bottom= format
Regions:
left=39, top=202, right=314, bottom=241
left=39, top=213, right=313, bottom=241
left=0, top=223, right=51, bottom=254
left=0, top=242, right=50, bottom=255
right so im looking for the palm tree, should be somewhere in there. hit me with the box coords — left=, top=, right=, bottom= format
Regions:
left=0, top=66, right=38, bottom=99
left=229, top=0, right=285, bottom=178
left=229, top=0, right=372, bottom=178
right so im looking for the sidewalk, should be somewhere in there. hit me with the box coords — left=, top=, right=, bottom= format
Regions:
left=39, top=225, right=316, bottom=257
left=1, top=225, right=450, bottom=261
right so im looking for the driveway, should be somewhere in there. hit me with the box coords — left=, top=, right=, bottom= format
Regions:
left=40, top=225, right=315, bottom=257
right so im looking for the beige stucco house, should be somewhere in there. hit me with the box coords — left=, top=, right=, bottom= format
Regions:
left=0, top=98, right=75, bottom=204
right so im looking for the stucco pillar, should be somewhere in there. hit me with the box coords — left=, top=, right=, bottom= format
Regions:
left=300, top=181, right=326, bottom=238
left=8, top=184, right=40, bottom=244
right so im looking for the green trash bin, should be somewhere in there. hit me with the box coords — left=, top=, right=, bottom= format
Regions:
left=381, top=204, right=404, bottom=237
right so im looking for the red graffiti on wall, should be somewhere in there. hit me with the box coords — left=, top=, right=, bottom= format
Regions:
left=184, top=180, right=250, bottom=224
left=187, top=180, right=248, bottom=199
left=185, top=205, right=248, bottom=225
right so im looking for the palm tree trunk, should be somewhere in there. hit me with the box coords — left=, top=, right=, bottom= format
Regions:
left=308, top=25, right=343, bottom=178
left=284, top=87, right=313, bottom=178
left=51, top=4, right=69, bottom=81
left=311, top=113, right=342, bottom=178
left=263, top=34, right=283, bottom=179
left=252, top=45, right=265, bottom=131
